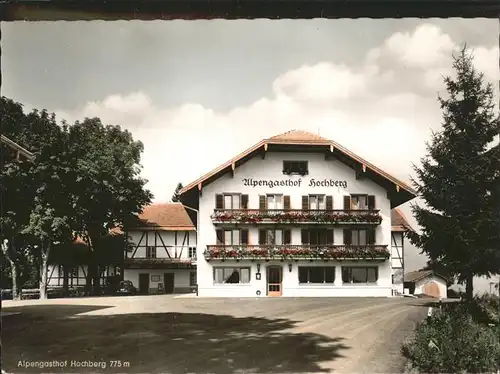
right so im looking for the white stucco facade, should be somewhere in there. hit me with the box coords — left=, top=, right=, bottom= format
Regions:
left=195, top=151, right=399, bottom=297
left=414, top=275, right=447, bottom=299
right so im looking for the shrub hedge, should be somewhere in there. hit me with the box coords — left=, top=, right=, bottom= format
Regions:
left=402, top=294, right=500, bottom=373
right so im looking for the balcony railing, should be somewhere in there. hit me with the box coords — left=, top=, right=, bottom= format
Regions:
left=211, top=209, right=382, bottom=225
left=204, top=244, right=389, bottom=261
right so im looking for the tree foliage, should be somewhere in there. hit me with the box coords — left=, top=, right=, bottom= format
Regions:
left=407, top=47, right=500, bottom=300
left=172, top=182, right=183, bottom=202
left=0, top=97, right=152, bottom=298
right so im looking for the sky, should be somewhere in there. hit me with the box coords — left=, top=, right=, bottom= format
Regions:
left=3, top=19, right=499, bottom=293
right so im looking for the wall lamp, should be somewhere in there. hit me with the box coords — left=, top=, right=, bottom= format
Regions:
left=257, top=263, right=261, bottom=273
left=288, top=263, right=293, bottom=272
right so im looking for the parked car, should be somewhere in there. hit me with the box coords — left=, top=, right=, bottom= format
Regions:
left=116, top=280, right=137, bottom=295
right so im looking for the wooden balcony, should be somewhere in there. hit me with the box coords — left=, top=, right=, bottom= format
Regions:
left=204, top=244, right=389, bottom=261
left=123, top=258, right=196, bottom=269
left=211, top=209, right=382, bottom=225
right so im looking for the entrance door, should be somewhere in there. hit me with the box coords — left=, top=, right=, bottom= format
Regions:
left=267, top=266, right=282, bottom=297
left=164, top=273, right=175, bottom=294
left=138, top=273, right=150, bottom=294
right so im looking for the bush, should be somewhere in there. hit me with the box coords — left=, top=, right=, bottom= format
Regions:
left=402, top=301, right=500, bottom=373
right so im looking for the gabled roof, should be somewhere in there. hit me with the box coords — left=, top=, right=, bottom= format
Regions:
left=404, top=270, right=448, bottom=283
left=269, top=130, right=331, bottom=143
left=179, top=130, right=417, bottom=206
left=391, top=208, right=414, bottom=232
left=130, top=203, right=195, bottom=231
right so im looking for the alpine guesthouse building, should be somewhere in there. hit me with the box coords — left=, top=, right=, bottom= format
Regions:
left=179, top=130, right=416, bottom=297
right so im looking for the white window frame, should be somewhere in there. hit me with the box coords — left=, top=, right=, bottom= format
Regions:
left=309, top=195, right=326, bottom=210
left=267, top=194, right=283, bottom=209
left=213, top=267, right=251, bottom=284
left=224, top=194, right=241, bottom=209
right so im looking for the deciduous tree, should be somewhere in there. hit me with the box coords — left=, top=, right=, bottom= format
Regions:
left=68, top=118, right=152, bottom=295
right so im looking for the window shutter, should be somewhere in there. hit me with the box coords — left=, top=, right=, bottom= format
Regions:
left=301, top=229, right=309, bottom=244
left=258, top=229, right=267, bottom=244
left=302, top=196, right=309, bottom=210
left=343, top=195, right=351, bottom=210
left=283, top=229, right=291, bottom=244
left=216, top=229, right=224, bottom=245
left=368, top=229, right=376, bottom=244
left=343, top=229, right=352, bottom=245
left=215, top=194, right=224, bottom=209
left=326, top=196, right=333, bottom=210
left=326, top=229, right=334, bottom=245
left=241, top=229, right=249, bottom=244
left=367, top=195, right=376, bottom=210
left=283, top=195, right=291, bottom=210
left=241, top=194, right=249, bottom=209
left=259, top=195, right=267, bottom=210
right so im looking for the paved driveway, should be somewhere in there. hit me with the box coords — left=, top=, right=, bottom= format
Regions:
left=3, top=296, right=429, bottom=373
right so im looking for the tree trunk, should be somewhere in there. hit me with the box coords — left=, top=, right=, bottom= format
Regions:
left=465, top=272, right=474, bottom=301
left=83, top=233, right=101, bottom=296
left=9, top=258, right=20, bottom=300
left=2, top=238, right=22, bottom=300
left=63, top=265, right=69, bottom=297
left=39, top=241, right=51, bottom=300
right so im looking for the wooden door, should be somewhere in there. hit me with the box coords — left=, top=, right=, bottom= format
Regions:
left=423, top=281, right=440, bottom=298
left=267, top=266, right=282, bottom=297
left=138, top=273, right=150, bottom=294
left=164, top=273, right=175, bottom=294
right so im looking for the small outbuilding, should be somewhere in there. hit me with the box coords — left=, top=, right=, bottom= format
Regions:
left=403, top=270, right=448, bottom=299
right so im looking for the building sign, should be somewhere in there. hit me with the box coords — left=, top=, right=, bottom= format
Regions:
left=242, top=178, right=347, bottom=188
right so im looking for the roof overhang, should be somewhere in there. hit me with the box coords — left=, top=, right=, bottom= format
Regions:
left=179, top=137, right=417, bottom=208
left=1, top=135, right=34, bottom=161
left=128, top=226, right=196, bottom=232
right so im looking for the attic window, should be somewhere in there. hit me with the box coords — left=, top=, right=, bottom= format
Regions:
left=283, top=161, right=308, bottom=176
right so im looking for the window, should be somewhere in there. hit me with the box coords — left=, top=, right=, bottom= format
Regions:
left=309, top=195, right=326, bottom=210
left=343, top=228, right=375, bottom=245
left=99, top=265, right=108, bottom=276
left=69, top=267, right=78, bottom=278
left=283, top=160, right=308, bottom=176
left=267, top=229, right=283, bottom=245
left=190, top=272, right=196, bottom=286
left=225, top=230, right=240, bottom=245
left=299, top=267, right=335, bottom=284
left=267, top=194, right=283, bottom=209
left=259, top=229, right=291, bottom=245
left=146, top=246, right=157, bottom=259
left=58, top=265, right=64, bottom=278
left=344, top=195, right=376, bottom=210
left=217, top=229, right=248, bottom=245
left=351, top=195, right=368, bottom=210
left=214, top=267, right=251, bottom=284
left=215, top=194, right=247, bottom=209
left=351, top=229, right=367, bottom=245
left=301, top=229, right=334, bottom=245
left=224, top=194, right=240, bottom=209
left=341, top=267, right=378, bottom=283
left=188, top=247, right=196, bottom=259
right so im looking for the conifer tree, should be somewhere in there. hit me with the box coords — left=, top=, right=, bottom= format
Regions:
left=407, top=46, right=500, bottom=300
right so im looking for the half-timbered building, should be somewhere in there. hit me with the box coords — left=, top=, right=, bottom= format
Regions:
left=179, top=130, right=417, bottom=297
left=391, top=208, right=413, bottom=295
left=124, top=203, right=197, bottom=294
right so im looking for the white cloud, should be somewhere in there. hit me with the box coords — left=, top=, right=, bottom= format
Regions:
left=384, top=24, right=456, bottom=69
left=55, top=23, right=497, bottom=207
